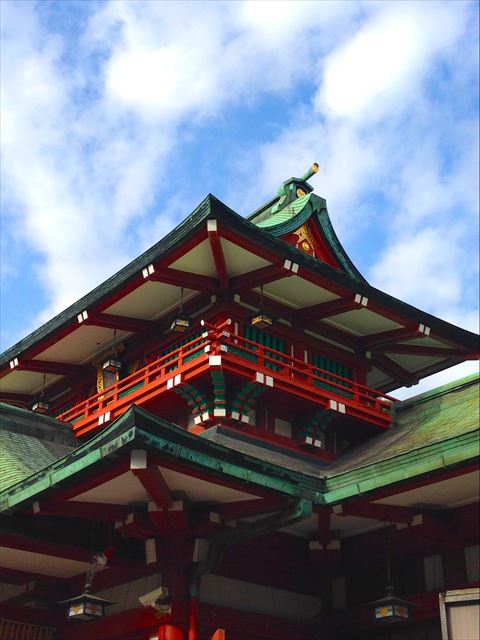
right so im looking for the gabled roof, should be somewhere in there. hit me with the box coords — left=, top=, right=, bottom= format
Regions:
left=0, top=192, right=478, bottom=400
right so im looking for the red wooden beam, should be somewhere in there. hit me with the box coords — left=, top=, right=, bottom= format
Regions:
left=298, top=295, right=364, bottom=322
left=130, top=451, right=172, bottom=508
left=378, top=343, right=463, bottom=357
left=372, top=353, right=419, bottom=387
left=85, top=312, right=157, bottom=334
left=335, top=501, right=414, bottom=523
left=34, top=500, right=132, bottom=522
left=0, top=392, right=33, bottom=405
left=207, top=220, right=229, bottom=290
left=148, top=501, right=190, bottom=537
left=13, top=359, right=86, bottom=378
left=216, top=498, right=289, bottom=521
left=115, top=512, right=156, bottom=539
left=314, top=507, right=331, bottom=544
left=0, top=531, right=91, bottom=563
left=149, top=267, right=218, bottom=293
left=361, top=325, right=424, bottom=350
left=229, top=262, right=292, bottom=292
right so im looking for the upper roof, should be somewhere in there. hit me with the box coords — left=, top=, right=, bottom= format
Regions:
left=0, top=182, right=478, bottom=403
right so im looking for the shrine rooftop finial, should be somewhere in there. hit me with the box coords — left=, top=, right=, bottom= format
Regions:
left=271, top=162, right=319, bottom=214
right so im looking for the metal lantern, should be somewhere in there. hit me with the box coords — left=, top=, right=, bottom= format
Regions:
left=102, top=358, right=122, bottom=373
left=32, top=374, right=51, bottom=414
left=170, top=316, right=191, bottom=333
left=365, top=526, right=418, bottom=623
left=171, top=288, right=191, bottom=333
left=250, top=312, right=273, bottom=330
left=60, top=548, right=116, bottom=620
left=370, top=586, right=417, bottom=623
left=61, top=590, right=115, bottom=620
left=32, top=400, right=51, bottom=414
left=103, top=330, right=122, bottom=372
left=250, top=284, right=273, bottom=330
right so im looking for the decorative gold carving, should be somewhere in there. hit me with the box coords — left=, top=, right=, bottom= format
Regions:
left=96, top=367, right=104, bottom=395
left=293, top=225, right=316, bottom=255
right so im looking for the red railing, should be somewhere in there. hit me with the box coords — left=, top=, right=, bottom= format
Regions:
left=220, top=330, right=396, bottom=422
left=58, top=332, right=211, bottom=434
left=58, top=319, right=396, bottom=436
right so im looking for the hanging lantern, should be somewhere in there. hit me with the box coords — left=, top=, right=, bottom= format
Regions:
left=250, top=284, right=273, bottom=330
left=364, top=526, right=418, bottom=623
left=102, top=330, right=122, bottom=372
left=32, top=399, right=51, bottom=414
left=250, top=312, right=273, bottom=330
left=102, top=358, right=122, bottom=373
left=32, top=374, right=51, bottom=413
left=171, top=288, right=191, bottom=333
left=59, top=547, right=116, bottom=620
left=61, top=590, right=115, bottom=620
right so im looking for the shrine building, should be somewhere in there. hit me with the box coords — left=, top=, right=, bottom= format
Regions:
left=0, top=164, right=479, bottom=640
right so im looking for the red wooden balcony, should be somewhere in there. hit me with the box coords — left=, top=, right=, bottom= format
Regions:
left=58, top=320, right=397, bottom=437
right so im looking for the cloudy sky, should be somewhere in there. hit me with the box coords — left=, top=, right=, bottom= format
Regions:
left=1, top=0, right=478, bottom=397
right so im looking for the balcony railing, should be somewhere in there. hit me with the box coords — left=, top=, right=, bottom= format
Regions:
left=58, top=319, right=396, bottom=437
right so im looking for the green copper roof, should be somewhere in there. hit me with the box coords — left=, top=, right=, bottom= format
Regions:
left=256, top=194, right=313, bottom=228
left=328, top=373, right=479, bottom=477
left=0, top=403, right=76, bottom=492
left=0, top=375, right=478, bottom=510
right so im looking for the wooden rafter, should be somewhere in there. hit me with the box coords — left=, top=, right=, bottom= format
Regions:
left=33, top=500, right=132, bottom=522
left=216, top=497, right=288, bottom=520
left=12, top=359, right=86, bottom=378
left=131, top=463, right=172, bottom=509
left=298, top=295, right=362, bottom=322
left=372, top=353, right=418, bottom=387
left=378, top=343, right=463, bottom=358
left=336, top=501, right=414, bottom=523
left=149, top=267, right=218, bottom=293
left=85, top=312, right=157, bottom=334
left=229, top=262, right=291, bottom=292
left=361, top=326, right=422, bottom=350
left=0, top=392, right=33, bottom=405
left=207, top=220, right=229, bottom=290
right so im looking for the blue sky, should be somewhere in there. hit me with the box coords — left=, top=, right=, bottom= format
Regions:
left=1, top=0, right=479, bottom=397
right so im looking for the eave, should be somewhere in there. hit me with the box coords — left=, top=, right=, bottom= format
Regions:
left=0, top=194, right=478, bottom=400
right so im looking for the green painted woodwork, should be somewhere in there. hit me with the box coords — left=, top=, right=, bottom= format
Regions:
left=243, top=325, right=286, bottom=371
left=312, top=353, right=353, bottom=397
left=118, top=380, right=145, bottom=399
left=161, top=330, right=204, bottom=371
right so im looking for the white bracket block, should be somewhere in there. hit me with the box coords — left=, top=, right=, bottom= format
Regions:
left=240, top=414, right=250, bottom=424
left=77, top=310, right=88, bottom=323
left=167, top=374, right=182, bottom=389
left=145, top=538, right=157, bottom=564
left=130, top=449, right=147, bottom=470
left=418, top=323, right=431, bottom=336
left=213, top=408, right=227, bottom=417
left=142, top=264, right=155, bottom=278
left=201, top=412, right=211, bottom=422
left=230, top=411, right=240, bottom=421
left=207, top=219, right=218, bottom=233
left=98, top=411, right=111, bottom=426
left=209, top=355, right=222, bottom=367
left=328, top=399, right=345, bottom=414
left=9, top=358, right=19, bottom=369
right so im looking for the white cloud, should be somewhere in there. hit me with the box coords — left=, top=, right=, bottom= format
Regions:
left=1, top=0, right=478, bottom=407
left=316, top=2, right=467, bottom=122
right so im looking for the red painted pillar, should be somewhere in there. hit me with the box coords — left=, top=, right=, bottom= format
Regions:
left=187, top=596, right=198, bottom=640
left=158, top=625, right=183, bottom=640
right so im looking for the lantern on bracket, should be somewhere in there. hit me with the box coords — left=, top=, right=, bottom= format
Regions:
left=59, top=547, right=116, bottom=620
left=171, top=288, right=191, bottom=333
left=32, top=373, right=51, bottom=414
left=250, top=284, right=273, bottom=330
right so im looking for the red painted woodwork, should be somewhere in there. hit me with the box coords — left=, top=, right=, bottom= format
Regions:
left=57, top=321, right=396, bottom=437
left=210, top=631, right=225, bottom=640
left=132, top=465, right=173, bottom=508
left=158, top=625, right=183, bottom=640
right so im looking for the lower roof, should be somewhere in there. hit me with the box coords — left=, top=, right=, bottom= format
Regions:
left=1, top=374, right=478, bottom=514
